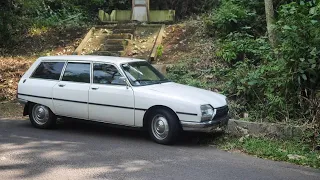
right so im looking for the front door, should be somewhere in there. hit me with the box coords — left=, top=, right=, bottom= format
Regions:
left=52, top=62, right=91, bottom=119
left=89, top=63, right=135, bottom=126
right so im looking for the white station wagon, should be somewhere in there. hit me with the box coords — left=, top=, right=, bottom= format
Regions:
left=17, top=56, right=229, bottom=144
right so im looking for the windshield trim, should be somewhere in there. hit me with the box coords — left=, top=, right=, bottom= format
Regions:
left=119, top=61, right=170, bottom=87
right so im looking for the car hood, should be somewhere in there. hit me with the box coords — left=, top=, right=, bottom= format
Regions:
left=141, top=82, right=227, bottom=108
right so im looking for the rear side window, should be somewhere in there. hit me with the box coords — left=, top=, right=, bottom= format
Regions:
left=31, top=62, right=65, bottom=80
left=62, top=62, right=90, bottom=83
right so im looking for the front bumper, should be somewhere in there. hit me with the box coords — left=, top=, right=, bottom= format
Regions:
left=181, top=116, right=229, bottom=133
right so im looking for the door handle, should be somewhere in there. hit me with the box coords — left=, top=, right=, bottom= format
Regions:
left=91, top=87, right=99, bottom=90
left=58, top=84, right=66, bottom=87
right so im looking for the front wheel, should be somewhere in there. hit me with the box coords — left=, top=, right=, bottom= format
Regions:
left=29, top=103, right=56, bottom=129
left=148, top=109, right=181, bottom=145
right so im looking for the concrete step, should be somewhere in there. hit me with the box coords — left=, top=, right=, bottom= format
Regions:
left=112, top=29, right=135, bottom=34
left=101, top=45, right=125, bottom=51
left=94, top=51, right=124, bottom=57
left=106, top=39, right=129, bottom=46
left=107, top=34, right=133, bottom=40
left=114, top=24, right=136, bottom=29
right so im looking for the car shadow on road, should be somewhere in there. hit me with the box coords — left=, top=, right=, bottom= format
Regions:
left=55, top=118, right=224, bottom=147
left=0, top=118, right=224, bottom=179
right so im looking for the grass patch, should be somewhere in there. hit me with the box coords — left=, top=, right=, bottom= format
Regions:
left=214, top=135, right=320, bottom=168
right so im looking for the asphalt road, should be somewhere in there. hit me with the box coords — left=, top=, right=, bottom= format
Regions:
left=1, top=118, right=320, bottom=180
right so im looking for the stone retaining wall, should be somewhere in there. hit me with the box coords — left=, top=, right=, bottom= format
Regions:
left=227, top=119, right=307, bottom=139
left=98, top=10, right=175, bottom=22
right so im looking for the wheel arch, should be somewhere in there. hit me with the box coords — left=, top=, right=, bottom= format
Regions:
left=23, top=102, right=30, bottom=116
left=142, top=105, right=181, bottom=129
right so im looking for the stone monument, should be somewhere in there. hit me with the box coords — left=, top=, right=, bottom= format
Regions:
left=132, top=0, right=149, bottom=22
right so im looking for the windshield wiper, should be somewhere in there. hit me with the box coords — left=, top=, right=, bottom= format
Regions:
left=150, top=79, right=171, bottom=84
left=133, top=79, right=153, bottom=83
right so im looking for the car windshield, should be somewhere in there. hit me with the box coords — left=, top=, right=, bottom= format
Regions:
left=121, top=61, right=171, bottom=86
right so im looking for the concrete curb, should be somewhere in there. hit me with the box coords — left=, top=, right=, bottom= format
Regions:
left=227, top=119, right=307, bottom=139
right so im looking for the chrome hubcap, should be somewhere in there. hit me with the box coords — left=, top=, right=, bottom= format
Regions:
left=32, top=105, right=49, bottom=125
left=151, top=115, right=169, bottom=140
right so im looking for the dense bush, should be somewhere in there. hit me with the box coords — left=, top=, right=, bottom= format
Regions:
left=150, top=0, right=219, bottom=19
left=209, top=0, right=320, bottom=127
left=0, top=0, right=106, bottom=46
left=204, top=0, right=266, bottom=36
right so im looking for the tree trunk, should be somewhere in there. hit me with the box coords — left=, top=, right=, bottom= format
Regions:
left=264, top=0, right=277, bottom=47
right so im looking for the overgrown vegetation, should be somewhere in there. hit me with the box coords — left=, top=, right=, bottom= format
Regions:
left=150, top=0, right=218, bottom=19
left=214, top=135, right=320, bottom=168
left=166, top=0, right=320, bottom=148
left=0, top=0, right=104, bottom=47
left=169, top=0, right=320, bottom=127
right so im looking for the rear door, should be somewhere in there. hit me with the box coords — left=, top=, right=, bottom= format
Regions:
left=52, top=61, right=91, bottom=119
left=18, top=61, right=65, bottom=113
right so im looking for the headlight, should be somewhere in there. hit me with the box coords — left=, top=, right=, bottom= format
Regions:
left=200, top=104, right=215, bottom=122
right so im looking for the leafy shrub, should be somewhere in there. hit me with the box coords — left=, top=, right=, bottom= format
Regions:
left=216, top=33, right=272, bottom=65
left=204, top=0, right=259, bottom=36
left=211, top=0, right=320, bottom=125
left=150, top=0, right=219, bottom=19
left=157, top=45, right=164, bottom=58
left=276, top=1, right=320, bottom=93
left=167, top=60, right=210, bottom=89
left=0, top=0, right=102, bottom=46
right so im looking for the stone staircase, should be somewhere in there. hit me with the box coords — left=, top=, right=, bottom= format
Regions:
left=93, top=24, right=135, bottom=57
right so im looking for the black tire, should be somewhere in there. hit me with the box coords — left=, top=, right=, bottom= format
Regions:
left=148, top=108, right=181, bottom=145
left=28, top=103, right=57, bottom=129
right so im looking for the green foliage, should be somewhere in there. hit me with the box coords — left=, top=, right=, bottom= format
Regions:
left=200, top=0, right=320, bottom=126
left=0, top=0, right=103, bottom=46
left=150, top=0, right=219, bottom=19
left=101, top=0, right=131, bottom=14
left=157, top=45, right=164, bottom=58
left=204, top=0, right=266, bottom=36
left=214, top=33, right=296, bottom=121
left=218, top=136, right=320, bottom=168
left=167, top=60, right=210, bottom=89
left=205, top=1, right=255, bottom=36
left=276, top=1, right=320, bottom=92
left=0, top=0, right=17, bottom=43
left=216, top=33, right=272, bottom=64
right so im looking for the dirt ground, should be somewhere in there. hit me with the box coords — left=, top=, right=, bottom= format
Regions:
left=0, top=101, right=24, bottom=119
left=157, top=20, right=215, bottom=66
left=125, top=26, right=159, bottom=59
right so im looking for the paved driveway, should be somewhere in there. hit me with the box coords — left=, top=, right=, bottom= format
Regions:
left=0, top=118, right=319, bottom=180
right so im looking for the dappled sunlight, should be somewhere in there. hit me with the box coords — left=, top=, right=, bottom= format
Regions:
left=0, top=119, right=319, bottom=179
left=28, top=27, right=50, bottom=37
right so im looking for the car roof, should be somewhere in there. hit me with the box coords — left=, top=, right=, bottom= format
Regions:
left=39, top=55, right=146, bottom=64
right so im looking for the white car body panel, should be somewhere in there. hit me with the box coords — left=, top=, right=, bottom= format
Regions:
left=89, top=84, right=135, bottom=126
left=17, top=55, right=228, bottom=131
left=52, top=81, right=90, bottom=120
left=18, top=78, right=57, bottom=113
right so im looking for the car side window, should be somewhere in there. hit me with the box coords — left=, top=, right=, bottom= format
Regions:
left=62, top=62, right=90, bottom=83
left=93, top=63, right=126, bottom=85
left=31, top=62, right=65, bottom=80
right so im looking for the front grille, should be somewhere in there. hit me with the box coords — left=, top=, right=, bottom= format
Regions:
left=213, top=106, right=229, bottom=119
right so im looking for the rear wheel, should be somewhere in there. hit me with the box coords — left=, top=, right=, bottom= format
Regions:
left=148, top=108, right=181, bottom=145
left=29, top=103, right=56, bottom=129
